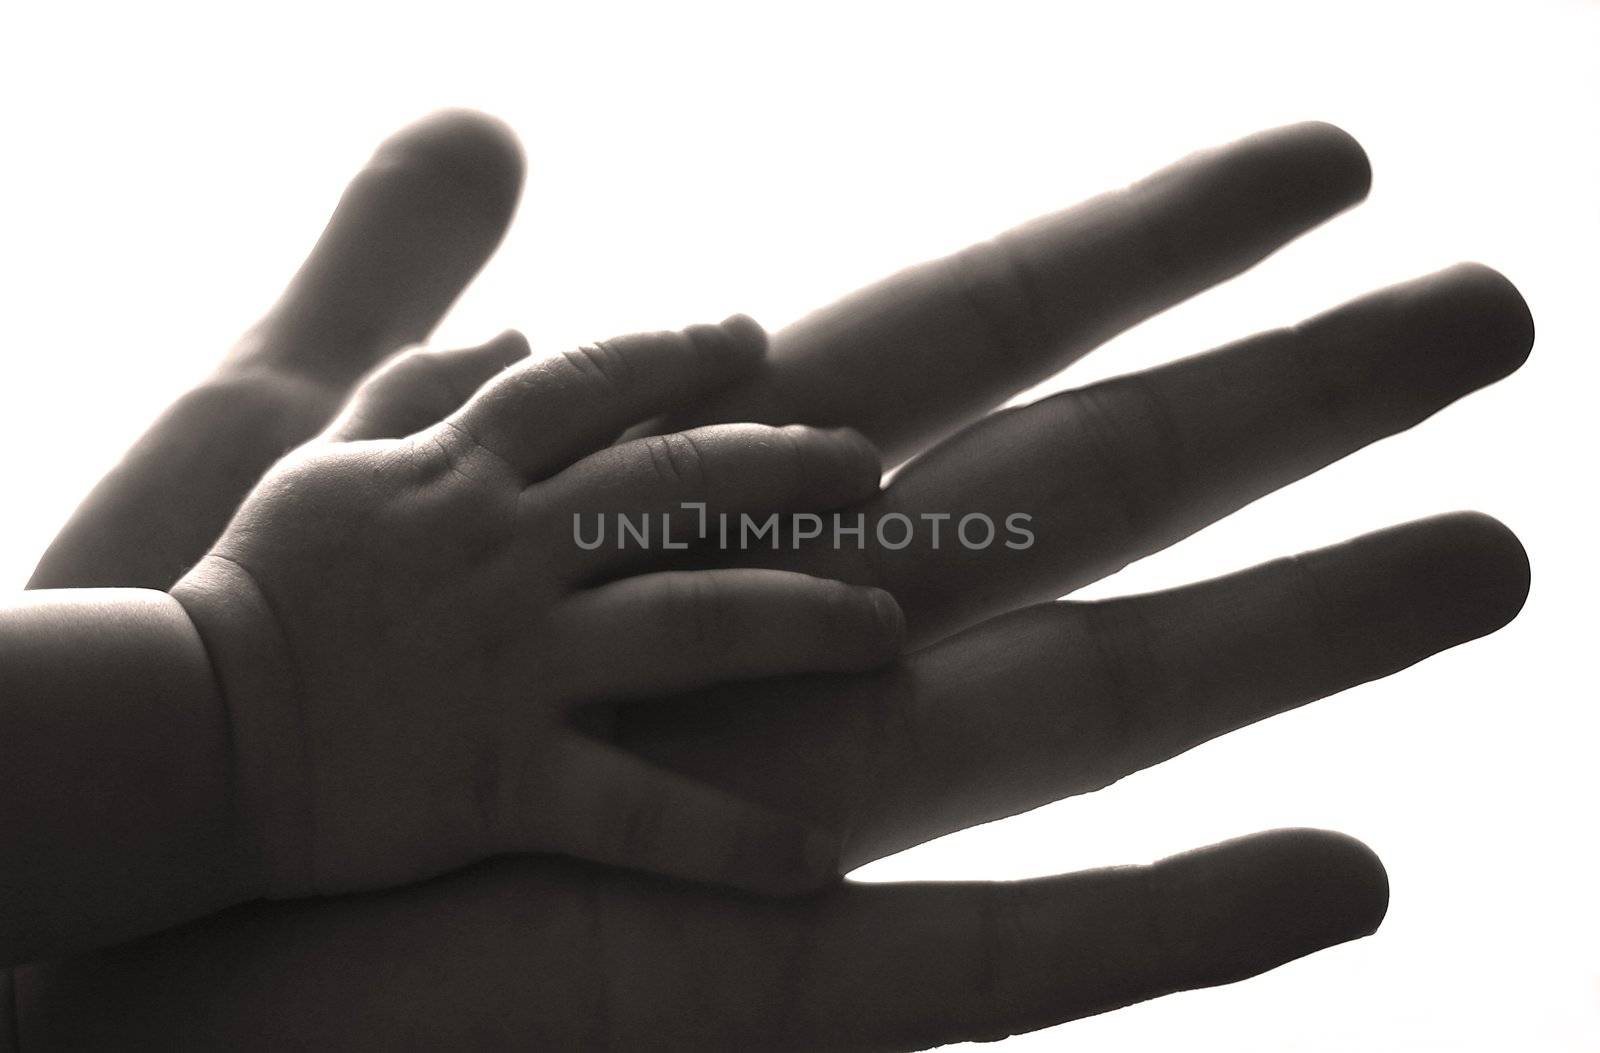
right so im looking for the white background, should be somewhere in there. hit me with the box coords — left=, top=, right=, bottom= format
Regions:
left=1, top=2, right=1595, bottom=1049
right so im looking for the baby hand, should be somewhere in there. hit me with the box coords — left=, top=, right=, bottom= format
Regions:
left=172, top=317, right=901, bottom=898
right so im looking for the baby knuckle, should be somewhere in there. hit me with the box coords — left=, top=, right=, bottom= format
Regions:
left=562, top=340, right=633, bottom=394
left=641, top=432, right=706, bottom=491
left=675, top=324, right=729, bottom=372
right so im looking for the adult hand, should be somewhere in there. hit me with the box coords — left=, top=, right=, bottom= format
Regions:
left=11, top=114, right=1530, bottom=1050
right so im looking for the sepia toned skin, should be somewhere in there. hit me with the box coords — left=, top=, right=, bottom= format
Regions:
left=174, top=319, right=911, bottom=897
left=8, top=112, right=1531, bottom=1049
left=1, top=318, right=915, bottom=966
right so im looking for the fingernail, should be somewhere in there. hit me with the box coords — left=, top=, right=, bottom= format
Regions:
left=827, top=427, right=882, bottom=472
left=870, top=588, right=907, bottom=645
left=483, top=329, right=531, bottom=365
left=717, top=313, right=769, bottom=358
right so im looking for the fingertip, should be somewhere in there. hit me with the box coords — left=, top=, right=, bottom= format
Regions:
left=1398, top=263, right=1535, bottom=396
left=1314, top=263, right=1534, bottom=424
left=1420, top=510, right=1531, bottom=636
left=257, top=110, right=527, bottom=385
left=682, top=316, right=768, bottom=380
left=865, top=586, right=908, bottom=656
left=1209, top=119, right=1374, bottom=223
left=718, top=313, right=770, bottom=357
left=1296, top=512, right=1531, bottom=667
left=1282, top=120, right=1373, bottom=204
left=789, top=577, right=907, bottom=669
left=483, top=328, right=533, bottom=367
left=1144, top=120, right=1374, bottom=284
left=773, top=424, right=883, bottom=508
left=821, top=580, right=907, bottom=666
left=825, top=426, right=886, bottom=492
left=1156, top=827, right=1388, bottom=985
left=828, top=424, right=882, bottom=462
left=1441, top=262, right=1536, bottom=375
left=1247, top=828, right=1389, bottom=940
left=373, top=108, right=526, bottom=224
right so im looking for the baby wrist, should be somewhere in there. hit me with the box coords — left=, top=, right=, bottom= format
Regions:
left=171, top=554, right=315, bottom=899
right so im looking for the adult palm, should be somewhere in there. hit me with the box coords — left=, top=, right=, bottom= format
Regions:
left=9, top=112, right=1529, bottom=1050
